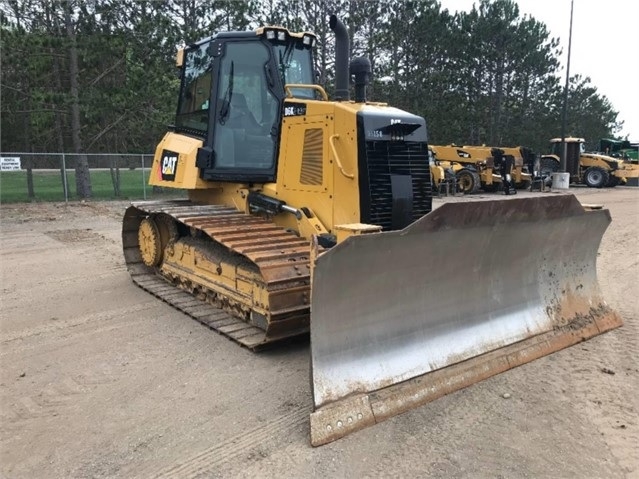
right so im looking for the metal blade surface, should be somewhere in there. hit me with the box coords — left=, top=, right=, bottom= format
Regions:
left=310, top=195, right=612, bottom=408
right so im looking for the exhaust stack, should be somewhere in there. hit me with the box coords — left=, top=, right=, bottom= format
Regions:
left=329, top=15, right=350, bottom=101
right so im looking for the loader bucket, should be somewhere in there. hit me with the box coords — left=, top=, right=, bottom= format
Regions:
left=309, top=194, right=621, bottom=446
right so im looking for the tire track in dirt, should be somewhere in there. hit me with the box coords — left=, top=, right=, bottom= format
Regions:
left=0, top=301, right=156, bottom=346
left=0, top=320, right=145, bottom=361
left=6, top=377, right=85, bottom=420
left=135, top=407, right=310, bottom=479
left=2, top=345, right=174, bottom=431
left=2, top=268, right=127, bottom=299
left=1, top=369, right=117, bottom=427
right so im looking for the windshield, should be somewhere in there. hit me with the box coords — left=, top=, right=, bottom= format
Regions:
left=273, top=43, right=314, bottom=98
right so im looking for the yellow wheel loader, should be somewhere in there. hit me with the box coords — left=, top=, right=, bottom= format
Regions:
left=541, top=137, right=639, bottom=187
left=430, top=144, right=534, bottom=193
left=122, top=16, right=621, bottom=446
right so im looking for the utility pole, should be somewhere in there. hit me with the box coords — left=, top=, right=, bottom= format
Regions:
left=559, top=0, right=575, bottom=172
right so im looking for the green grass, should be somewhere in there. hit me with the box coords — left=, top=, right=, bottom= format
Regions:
left=0, top=169, right=186, bottom=203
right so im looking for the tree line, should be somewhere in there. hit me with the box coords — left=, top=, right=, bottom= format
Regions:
left=1, top=0, right=622, bottom=196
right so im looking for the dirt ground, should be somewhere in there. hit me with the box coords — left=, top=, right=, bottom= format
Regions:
left=1, top=186, right=637, bottom=479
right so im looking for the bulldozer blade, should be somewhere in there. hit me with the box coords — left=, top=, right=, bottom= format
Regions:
left=309, top=194, right=622, bottom=446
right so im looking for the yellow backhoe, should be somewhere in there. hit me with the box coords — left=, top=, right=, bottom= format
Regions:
left=122, top=16, right=621, bottom=446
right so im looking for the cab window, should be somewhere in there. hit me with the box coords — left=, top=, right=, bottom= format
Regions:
left=176, top=42, right=213, bottom=133
left=273, top=43, right=314, bottom=99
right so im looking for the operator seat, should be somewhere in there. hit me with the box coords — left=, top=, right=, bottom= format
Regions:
left=227, top=93, right=261, bottom=130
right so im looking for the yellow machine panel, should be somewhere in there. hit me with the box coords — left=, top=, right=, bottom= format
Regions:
left=148, top=132, right=210, bottom=190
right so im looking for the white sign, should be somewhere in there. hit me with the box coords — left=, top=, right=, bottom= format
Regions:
left=1, top=157, right=21, bottom=171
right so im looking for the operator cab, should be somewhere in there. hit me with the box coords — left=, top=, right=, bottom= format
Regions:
left=549, top=137, right=584, bottom=176
left=173, top=27, right=317, bottom=183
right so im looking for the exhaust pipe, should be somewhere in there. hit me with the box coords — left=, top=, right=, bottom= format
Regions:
left=329, top=15, right=350, bottom=101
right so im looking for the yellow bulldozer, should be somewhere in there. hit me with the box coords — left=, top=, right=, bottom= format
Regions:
left=541, top=137, right=639, bottom=187
left=122, top=16, right=621, bottom=446
left=429, top=144, right=534, bottom=193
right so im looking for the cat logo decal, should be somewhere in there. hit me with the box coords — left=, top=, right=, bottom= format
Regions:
left=159, top=150, right=179, bottom=181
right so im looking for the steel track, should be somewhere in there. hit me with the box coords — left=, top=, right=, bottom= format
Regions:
left=122, top=200, right=312, bottom=350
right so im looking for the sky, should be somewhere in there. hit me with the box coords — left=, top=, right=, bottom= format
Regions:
left=438, top=0, right=639, bottom=140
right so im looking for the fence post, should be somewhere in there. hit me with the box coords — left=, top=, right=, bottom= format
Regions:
left=141, top=154, right=147, bottom=200
left=62, top=153, right=69, bottom=202
left=26, top=157, right=35, bottom=200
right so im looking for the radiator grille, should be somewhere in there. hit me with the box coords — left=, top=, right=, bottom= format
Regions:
left=300, top=128, right=323, bottom=185
left=362, top=141, right=432, bottom=231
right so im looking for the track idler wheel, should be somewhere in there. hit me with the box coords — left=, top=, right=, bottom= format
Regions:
left=138, top=217, right=163, bottom=266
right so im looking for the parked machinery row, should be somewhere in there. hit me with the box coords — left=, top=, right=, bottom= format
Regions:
left=430, top=137, right=639, bottom=194
left=429, top=144, right=534, bottom=194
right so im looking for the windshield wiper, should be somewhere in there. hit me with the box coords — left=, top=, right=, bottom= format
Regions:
left=219, top=61, right=234, bottom=125
left=278, top=43, right=295, bottom=82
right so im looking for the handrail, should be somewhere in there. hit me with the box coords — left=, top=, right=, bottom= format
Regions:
left=329, top=134, right=354, bottom=179
left=284, top=84, right=328, bottom=101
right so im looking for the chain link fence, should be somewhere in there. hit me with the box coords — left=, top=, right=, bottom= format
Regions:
left=0, top=153, right=188, bottom=203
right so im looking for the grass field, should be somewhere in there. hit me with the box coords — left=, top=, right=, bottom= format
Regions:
left=0, top=169, right=185, bottom=203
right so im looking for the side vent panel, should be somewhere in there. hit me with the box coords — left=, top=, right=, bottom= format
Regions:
left=300, top=128, right=324, bottom=185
